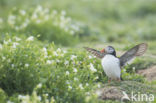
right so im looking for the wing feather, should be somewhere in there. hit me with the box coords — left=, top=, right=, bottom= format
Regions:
left=83, top=47, right=105, bottom=59
left=119, top=43, right=148, bottom=67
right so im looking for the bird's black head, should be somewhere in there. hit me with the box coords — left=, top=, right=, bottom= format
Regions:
left=104, top=46, right=116, bottom=56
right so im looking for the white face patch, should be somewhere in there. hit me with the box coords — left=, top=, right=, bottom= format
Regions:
left=105, top=47, right=114, bottom=54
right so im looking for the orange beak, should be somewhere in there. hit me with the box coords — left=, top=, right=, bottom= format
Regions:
left=100, top=49, right=105, bottom=53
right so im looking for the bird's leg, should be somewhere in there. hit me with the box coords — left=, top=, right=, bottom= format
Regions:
left=108, top=78, right=111, bottom=83
left=117, top=78, right=121, bottom=82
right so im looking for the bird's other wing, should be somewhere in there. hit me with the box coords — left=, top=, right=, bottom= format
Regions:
left=119, top=43, right=148, bottom=67
left=83, top=47, right=106, bottom=59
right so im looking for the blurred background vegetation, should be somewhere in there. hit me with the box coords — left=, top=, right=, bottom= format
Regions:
left=0, top=0, right=156, bottom=45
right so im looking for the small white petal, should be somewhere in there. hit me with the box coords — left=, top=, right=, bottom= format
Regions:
left=37, top=83, right=42, bottom=88
left=26, top=36, right=34, bottom=41
left=66, top=71, right=70, bottom=75
left=79, top=84, right=84, bottom=89
left=64, top=60, right=69, bottom=65
left=68, top=85, right=72, bottom=89
left=73, top=68, right=77, bottom=73
left=25, top=64, right=29, bottom=67
left=89, top=63, right=97, bottom=72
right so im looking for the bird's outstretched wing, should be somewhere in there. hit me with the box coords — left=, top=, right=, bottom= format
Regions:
left=84, top=47, right=106, bottom=59
left=119, top=43, right=148, bottom=67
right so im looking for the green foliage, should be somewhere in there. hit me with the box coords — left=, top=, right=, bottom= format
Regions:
left=125, top=58, right=156, bottom=73
left=2, top=6, right=81, bottom=46
left=0, top=88, right=7, bottom=103
left=0, top=36, right=152, bottom=103
left=0, top=36, right=43, bottom=95
left=0, top=36, right=105, bottom=102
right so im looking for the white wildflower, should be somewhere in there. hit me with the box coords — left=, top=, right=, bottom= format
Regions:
left=45, top=93, right=48, bottom=96
left=32, top=13, right=38, bottom=19
left=86, top=83, right=89, bottom=86
left=20, top=10, right=26, bottom=16
left=3, top=40, right=8, bottom=45
left=60, top=22, right=65, bottom=28
left=66, top=71, right=70, bottom=75
left=43, top=47, right=47, bottom=56
left=133, top=67, right=135, bottom=71
left=18, top=95, right=23, bottom=99
left=51, top=10, right=57, bottom=17
left=61, top=10, right=66, bottom=16
left=7, top=59, right=11, bottom=63
left=26, top=36, right=34, bottom=41
left=73, top=68, right=77, bottom=73
left=64, top=60, right=69, bottom=65
left=79, top=84, right=84, bottom=89
left=2, top=56, right=6, bottom=60
left=57, top=48, right=61, bottom=52
left=21, top=22, right=28, bottom=28
left=60, top=16, right=65, bottom=21
left=96, top=90, right=102, bottom=96
left=60, top=53, right=64, bottom=57
left=88, top=55, right=93, bottom=59
left=25, top=64, right=29, bottom=67
left=25, top=18, right=30, bottom=24
left=123, top=69, right=126, bottom=72
left=97, top=84, right=101, bottom=88
left=70, top=55, right=77, bottom=60
left=71, top=24, right=79, bottom=31
left=46, top=60, right=53, bottom=64
left=70, top=30, right=74, bottom=35
left=85, top=92, right=90, bottom=95
left=74, top=77, right=78, bottom=81
left=37, top=83, right=42, bottom=88
left=68, top=85, right=72, bottom=89
left=44, top=8, right=49, bottom=13
left=45, top=99, right=49, bottom=103
left=66, top=80, right=70, bottom=84
left=18, top=95, right=29, bottom=100
left=53, top=51, right=58, bottom=56
left=36, top=5, right=43, bottom=12
left=8, top=15, right=16, bottom=25
left=8, top=39, right=11, bottom=42
left=36, top=19, right=41, bottom=24
left=63, top=50, right=67, bottom=54
left=64, top=27, right=69, bottom=32
left=15, top=37, right=21, bottom=41
left=15, top=26, right=19, bottom=31
left=12, top=42, right=19, bottom=48
left=37, top=96, right=41, bottom=101
left=43, top=47, right=47, bottom=52
left=66, top=17, right=71, bottom=22
left=44, top=15, right=49, bottom=20
left=11, top=64, right=14, bottom=68
left=56, top=59, right=60, bottom=63
left=95, top=76, right=99, bottom=80
left=89, top=63, right=97, bottom=72
left=57, top=76, right=60, bottom=78
left=7, top=100, right=14, bottom=103
left=72, top=61, right=75, bottom=65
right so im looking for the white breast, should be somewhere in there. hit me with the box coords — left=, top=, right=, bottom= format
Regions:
left=101, top=54, right=121, bottom=79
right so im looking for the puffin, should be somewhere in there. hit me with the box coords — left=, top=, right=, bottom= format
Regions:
left=84, top=43, right=148, bottom=82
